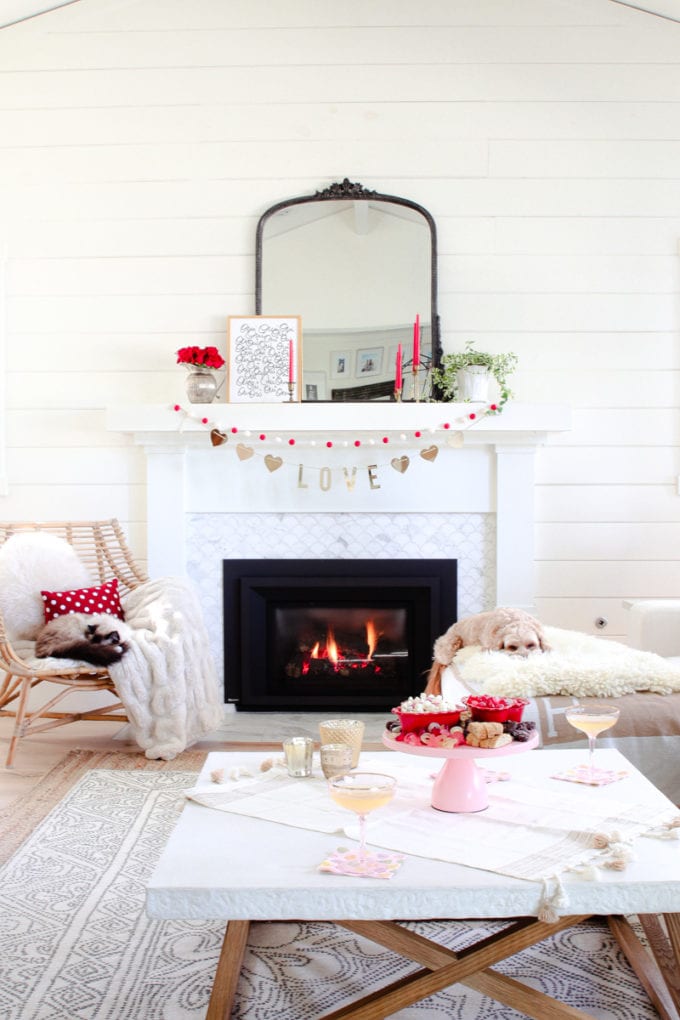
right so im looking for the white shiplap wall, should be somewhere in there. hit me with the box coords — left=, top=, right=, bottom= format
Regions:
left=0, top=0, right=679, bottom=641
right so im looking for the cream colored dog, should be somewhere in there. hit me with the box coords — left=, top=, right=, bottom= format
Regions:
left=425, top=607, right=550, bottom=695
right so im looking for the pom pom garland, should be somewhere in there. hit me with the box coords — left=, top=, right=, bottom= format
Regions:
left=165, top=401, right=505, bottom=488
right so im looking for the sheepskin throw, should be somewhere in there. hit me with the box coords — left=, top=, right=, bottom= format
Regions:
left=452, top=625, right=680, bottom=698
left=0, top=532, right=91, bottom=640
left=107, top=577, right=225, bottom=760
left=17, top=577, right=224, bottom=759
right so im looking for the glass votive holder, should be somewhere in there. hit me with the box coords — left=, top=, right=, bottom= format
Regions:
left=319, top=742, right=354, bottom=780
left=282, top=736, right=314, bottom=777
left=318, top=718, right=365, bottom=768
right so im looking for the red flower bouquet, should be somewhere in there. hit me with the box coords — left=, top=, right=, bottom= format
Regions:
left=176, top=345, right=225, bottom=370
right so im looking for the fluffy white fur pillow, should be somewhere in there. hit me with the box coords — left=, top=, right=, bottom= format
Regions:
left=0, top=532, right=91, bottom=641
left=445, top=625, right=680, bottom=698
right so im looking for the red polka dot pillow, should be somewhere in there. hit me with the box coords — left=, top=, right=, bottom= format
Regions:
left=41, top=578, right=125, bottom=623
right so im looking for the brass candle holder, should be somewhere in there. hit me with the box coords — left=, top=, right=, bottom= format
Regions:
left=394, top=386, right=403, bottom=402
left=287, top=381, right=296, bottom=402
left=412, top=364, right=421, bottom=403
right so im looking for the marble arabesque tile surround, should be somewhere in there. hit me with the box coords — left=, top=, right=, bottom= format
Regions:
left=187, top=511, right=495, bottom=692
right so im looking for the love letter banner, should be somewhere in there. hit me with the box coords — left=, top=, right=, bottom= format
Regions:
left=170, top=402, right=498, bottom=493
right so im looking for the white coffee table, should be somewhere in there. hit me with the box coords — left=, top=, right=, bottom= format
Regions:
left=147, top=748, right=680, bottom=1020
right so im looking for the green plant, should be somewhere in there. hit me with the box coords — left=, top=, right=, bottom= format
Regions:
left=431, top=341, right=518, bottom=410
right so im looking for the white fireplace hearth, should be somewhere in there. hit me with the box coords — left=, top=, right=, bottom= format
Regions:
left=108, top=402, right=570, bottom=689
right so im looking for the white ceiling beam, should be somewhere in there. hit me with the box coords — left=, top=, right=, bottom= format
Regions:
left=0, top=1, right=82, bottom=30
left=608, top=0, right=680, bottom=24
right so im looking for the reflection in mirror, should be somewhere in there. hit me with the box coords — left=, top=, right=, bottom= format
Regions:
left=256, top=180, right=441, bottom=402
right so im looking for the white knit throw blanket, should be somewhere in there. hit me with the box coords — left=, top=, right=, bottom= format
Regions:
left=107, top=577, right=225, bottom=760
left=452, top=625, right=680, bottom=698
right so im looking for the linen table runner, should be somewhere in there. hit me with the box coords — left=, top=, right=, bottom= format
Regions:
left=186, top=757, right=675, bottom=884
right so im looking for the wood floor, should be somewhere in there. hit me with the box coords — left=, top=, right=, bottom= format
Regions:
left=0, top=718, right=216, bottom=811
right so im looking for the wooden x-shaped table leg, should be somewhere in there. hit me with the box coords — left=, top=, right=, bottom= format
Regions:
left=205, top=913, right=680, bottom=1020
left=328, top=916, right=594, bottom=1020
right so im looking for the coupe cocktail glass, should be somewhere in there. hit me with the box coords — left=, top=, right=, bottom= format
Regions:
left=565, top=703, right=620, bottom=779
left=328, top=771, right=396, bottom=860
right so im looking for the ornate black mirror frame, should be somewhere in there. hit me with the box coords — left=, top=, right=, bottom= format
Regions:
left=255, top=178, right=442, bottom=401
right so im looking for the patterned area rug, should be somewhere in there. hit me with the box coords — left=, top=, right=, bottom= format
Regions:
left=0, top=751, right=657, bottom=1019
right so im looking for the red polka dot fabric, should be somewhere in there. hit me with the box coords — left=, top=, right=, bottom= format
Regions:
left=41, top=578, right=125, bottom=623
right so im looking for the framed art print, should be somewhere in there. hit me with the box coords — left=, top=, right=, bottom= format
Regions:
left=356, top=346, right=383, bottom=378
left=330, top=350, right=352, bottom=380
left=227, top=316, right=302, bottom=402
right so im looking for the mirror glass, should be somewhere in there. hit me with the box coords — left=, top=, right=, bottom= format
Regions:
left=256, top=180, right=440, bottom=402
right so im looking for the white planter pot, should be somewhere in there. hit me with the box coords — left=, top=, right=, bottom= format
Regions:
left=456, top=366, right=491, bottom=402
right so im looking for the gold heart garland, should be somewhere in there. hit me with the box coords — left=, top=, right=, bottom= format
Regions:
left=420, top=445, right=439, bottom=462
left=226, top=440, right=443, bottom=472
left=236, top=443, right=254, bottom=461
left=190, top=404, right=482, bottom=481
left=225, top=440, right=444, bottom=472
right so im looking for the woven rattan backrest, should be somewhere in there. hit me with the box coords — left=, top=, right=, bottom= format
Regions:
left=0, top=519, right=148, bottom=596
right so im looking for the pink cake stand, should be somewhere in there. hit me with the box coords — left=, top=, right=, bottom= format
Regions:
left=382, top=730, right=539, bottom=813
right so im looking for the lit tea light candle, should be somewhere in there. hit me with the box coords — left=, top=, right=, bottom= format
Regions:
left=288, top=741, right=306, bottom=768
left=283, top=736, right=313, bottom=777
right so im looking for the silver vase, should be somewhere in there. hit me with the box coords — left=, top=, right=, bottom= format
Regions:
left=185, top=367, right=218, bottom=404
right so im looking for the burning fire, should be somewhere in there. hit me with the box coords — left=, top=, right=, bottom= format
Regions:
left=304, top=620, right=382, bottom=673
left=365, top=619, right=378, bottom=661
left=310, top=626, right=340, bottom=665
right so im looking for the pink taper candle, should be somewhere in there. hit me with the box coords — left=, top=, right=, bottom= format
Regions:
left=395, top=343, right=403, bottom=390
left=288, top=339, right=294, bottom=383
left=413, top=314, right=420, bottom=368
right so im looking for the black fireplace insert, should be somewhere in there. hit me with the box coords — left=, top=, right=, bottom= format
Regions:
left=223, top=559, right=457, bottom=711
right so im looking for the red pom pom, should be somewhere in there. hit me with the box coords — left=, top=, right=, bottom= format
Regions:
left=201, top=417, right=208, bottom=424
left=288, top=438, right=295, bottom=446
left=326, top=441, right=333, bottom=448
left=443, top=422, right=450, bottom=429
left=469, top=412, right=476, bottom=420
left=354, top=440, right=361, bottom=447
left=173, top=404, right=181, bottom=412
left=414, top=430, right=421, bottom=438
left=382, top=436, right=389, bottom=444
left=231, top=427, right=238, bottom=434
left=490, top=403, right=498, bottom=410
left=259, top=433, right=266, bottom=441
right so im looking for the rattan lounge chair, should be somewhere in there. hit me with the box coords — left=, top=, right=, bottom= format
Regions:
left=0, top=519, right=148, bottom=767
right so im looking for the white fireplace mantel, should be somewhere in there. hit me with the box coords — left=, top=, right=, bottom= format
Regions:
left=107, top=402, right=570, bottom=615
left=107, top=401, right=569, bottom=443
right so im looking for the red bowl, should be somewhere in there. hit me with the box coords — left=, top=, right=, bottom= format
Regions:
left=391, top=708, right=463, bottom=733
left=464, top=696, right=529, bottom=723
